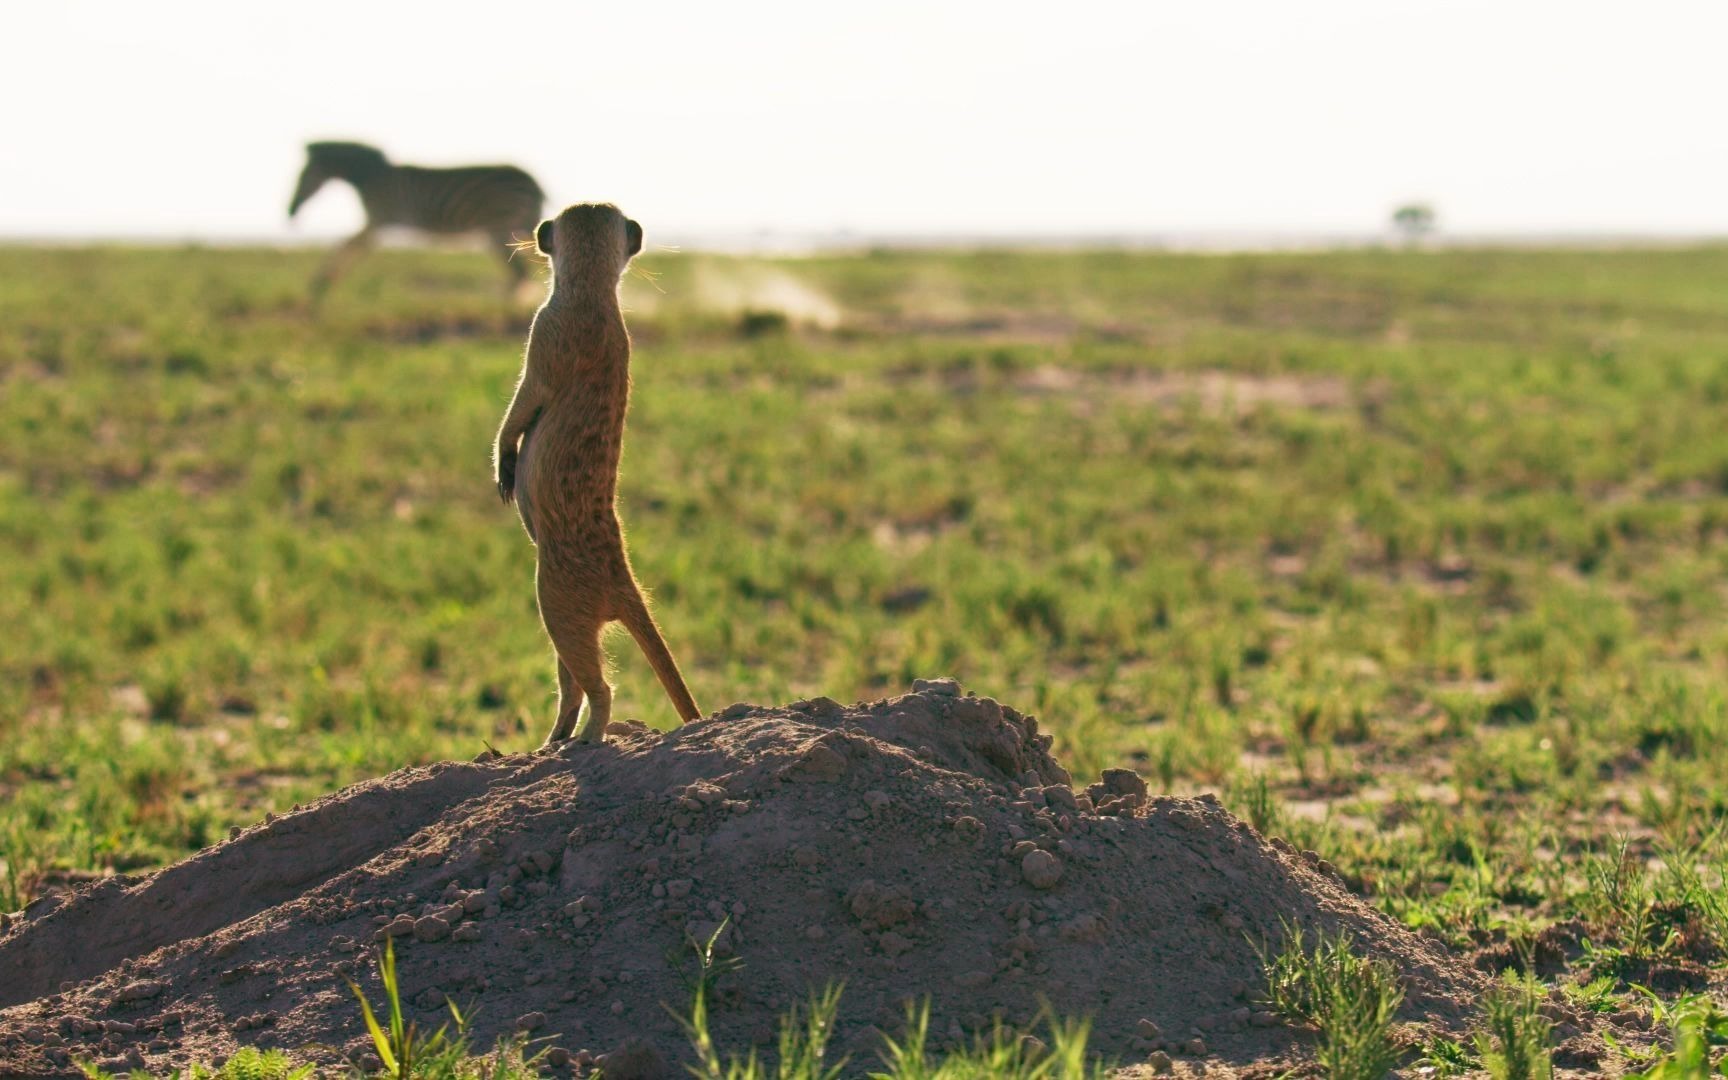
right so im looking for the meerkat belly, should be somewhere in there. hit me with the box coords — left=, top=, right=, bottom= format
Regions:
left=520, top=419, right=622, bottom=543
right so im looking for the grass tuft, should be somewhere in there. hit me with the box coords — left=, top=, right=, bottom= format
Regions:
left=1473, top=972, right=1553, bottom=1080
left=1260, top=921, right=1405, bottom=1080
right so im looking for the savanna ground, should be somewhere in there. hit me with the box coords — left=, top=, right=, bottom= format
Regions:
left=4, top=242, right=1728, bottom=1073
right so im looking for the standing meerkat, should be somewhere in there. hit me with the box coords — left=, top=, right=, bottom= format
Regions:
left=494, top=203, right=702, bottom=744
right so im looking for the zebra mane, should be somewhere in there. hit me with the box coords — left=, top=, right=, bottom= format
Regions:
left=305, top=141, right=391, bottom=178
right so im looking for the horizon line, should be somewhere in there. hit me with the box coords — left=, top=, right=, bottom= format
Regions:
left=6, top=227, right=1728, bottom=257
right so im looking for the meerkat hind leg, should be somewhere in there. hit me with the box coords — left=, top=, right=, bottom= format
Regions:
left=543, top=660, right=581, bottom=745
left=569, top=662, right=612, bottom=744
left=541, top=612, right=612, bottom=745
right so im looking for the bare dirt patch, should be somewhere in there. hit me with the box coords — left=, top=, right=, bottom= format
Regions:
left=0, top=683, right=1477, bottom=1076
left=876, top=360, right=1375, bottom=418
left=1012, top=366, right=1360, bottom=414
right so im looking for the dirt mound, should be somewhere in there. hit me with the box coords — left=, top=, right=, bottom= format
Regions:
left=0, top=681, right=1477, bottom=1076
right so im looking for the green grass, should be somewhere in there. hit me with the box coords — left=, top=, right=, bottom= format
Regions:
left=1259, top=923, right=1405, bottom=1079
left=79, top=1047, right=314, bottom=1080
left=1621, top=993, right=1728, bottom=1078
left=1475, top=972, right=1555, bottom=1080
left=9, top=242, right=1728, bottom=1069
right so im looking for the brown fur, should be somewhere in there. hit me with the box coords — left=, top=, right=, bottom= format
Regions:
left=493, top=203, right=700, bottom=744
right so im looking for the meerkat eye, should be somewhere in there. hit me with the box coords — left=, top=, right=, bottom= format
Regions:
left=535, top=220, right=555, bottom=257
left=625, top=220, right=643, bottom=257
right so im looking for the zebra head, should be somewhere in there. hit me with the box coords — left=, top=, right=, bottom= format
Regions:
left=535, top=203, right=643, bottom=282
left=289, top=142, right=391, bottom=218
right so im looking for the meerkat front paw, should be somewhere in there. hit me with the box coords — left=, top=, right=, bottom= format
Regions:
left=496, top=452, right=516, bottom=504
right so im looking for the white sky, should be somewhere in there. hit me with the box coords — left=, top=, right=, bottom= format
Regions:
left=5, top=1, right=1727, bottom=241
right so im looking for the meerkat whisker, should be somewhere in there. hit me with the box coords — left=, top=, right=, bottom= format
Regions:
left=628, top=264, right=667, bottom=294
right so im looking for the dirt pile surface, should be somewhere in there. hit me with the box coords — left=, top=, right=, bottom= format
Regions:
left=0, top=681, right=1478, bottom=1076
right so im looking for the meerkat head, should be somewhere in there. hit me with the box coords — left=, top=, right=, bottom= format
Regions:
left=534, top=203, right=642, bottom=284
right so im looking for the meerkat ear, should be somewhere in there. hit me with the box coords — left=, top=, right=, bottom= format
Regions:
left=535, top=220, right=555, bottom=257
left=625, top=219, right=643, bottom=257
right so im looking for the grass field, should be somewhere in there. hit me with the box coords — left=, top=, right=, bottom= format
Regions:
left=6, top=242, right=1728, bottom=1067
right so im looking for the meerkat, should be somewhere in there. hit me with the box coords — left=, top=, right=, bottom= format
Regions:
left=494, top=203, right=702, bottom=744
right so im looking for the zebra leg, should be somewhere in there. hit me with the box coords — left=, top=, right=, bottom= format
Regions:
left=310, top=227, right=376, bottom=305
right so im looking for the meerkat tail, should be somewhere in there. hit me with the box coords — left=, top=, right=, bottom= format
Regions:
left=616, top=592, right=701, bottom=723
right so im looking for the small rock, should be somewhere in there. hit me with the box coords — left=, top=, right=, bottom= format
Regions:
left=666, top=878, right=693, bottom=899
left=1185, top=1036, right=1207, bottom=1056
left=804, top=926, right=826, bottom=941
left=114, top=981, right=164, bottom=1003
left=1147, top=1050, right=1173, bottom=1074
left=912, top=677, right=962, bottom=696
left=413, top=916, right=450, bottom=942
left=602, top=1039, right=668, bottom=1079
left=1250, top=1010, right=1281, bottom=1028
left=515, top=1012, right=546, bottom=1032
left=1136, top=1018, right=1162, bottom=1040
left=452, top=924, right=482, bottom=943
left=546, top=1047, right=572, bottom=1067
left=783, top=743, right=848, bottom=782
left=863, top=790, right=892, bottom=812
left=1100, top=768, right=1147, bottom=799
left=1043, top=786, right=1078, bottom=812
left=878, top=931, right=912, bottom=957
left=1020, top=849, right=1063, bottom=889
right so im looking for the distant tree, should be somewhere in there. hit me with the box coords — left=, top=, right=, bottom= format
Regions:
left=1391, top=203, right=1437, bottom=246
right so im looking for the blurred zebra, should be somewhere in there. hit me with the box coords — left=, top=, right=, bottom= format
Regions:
left=287, top=141, right=545, bottom=301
